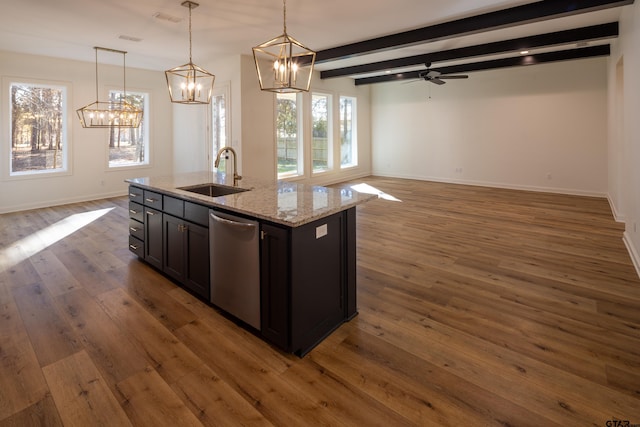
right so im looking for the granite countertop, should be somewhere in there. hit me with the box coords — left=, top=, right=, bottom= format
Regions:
left=126, top=171, right=377, bottom=227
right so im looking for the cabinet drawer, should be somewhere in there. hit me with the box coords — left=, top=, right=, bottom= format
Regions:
left=185, top=202, right=209, bottom=227
left=164, top=196, right=184, bottom=217
left=129, top=186, right=144, bottom=204
left=129, top=235, right=144, bottom=258
left=129, top=202, right=144, bottom=222
left=143, top=190, right=163, bottom=209
left=129, top=218, right=144, bottom=240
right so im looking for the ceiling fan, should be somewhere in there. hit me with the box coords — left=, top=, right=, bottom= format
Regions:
left=418, top=63, right=469, bottom=85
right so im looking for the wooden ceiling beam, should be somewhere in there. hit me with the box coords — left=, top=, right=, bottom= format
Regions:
left=315, top=0, right=632, bottom=64
left=321, top=22, right=618, bottom=79
left=353, top=44, right=610, bottom=85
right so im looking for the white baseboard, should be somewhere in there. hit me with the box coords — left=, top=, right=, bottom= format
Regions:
left=370, top=172, right=607, bottom=198
left=607, top=195, right=625, bottom=223
left=0, top=190, right=127, bottom=214
left=623, top=232, right=640, bottom=280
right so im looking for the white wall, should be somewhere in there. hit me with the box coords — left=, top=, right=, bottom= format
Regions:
left=0, top=51, right=173, bottom=213
left=371, top=57, right=608, bottom=197
left=609, top=2, right=640, bottom=276
left=171, top=54, right=242, bottom=175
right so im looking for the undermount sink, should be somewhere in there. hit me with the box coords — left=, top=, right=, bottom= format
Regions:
left=179, top=183, right=249, bottom=197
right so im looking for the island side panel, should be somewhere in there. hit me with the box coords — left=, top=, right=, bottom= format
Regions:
left=345, top=207, right=357, bottom=320
left=290, top=212, right=346, bottom=356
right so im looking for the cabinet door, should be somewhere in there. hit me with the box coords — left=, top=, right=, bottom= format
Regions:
left=163, top=214, right=185, bottom=283
left=260, top=223, right=290, bottom=351
left=144, top=207, right=163, bottom=270
left=184, top=222, right=209, bottom=299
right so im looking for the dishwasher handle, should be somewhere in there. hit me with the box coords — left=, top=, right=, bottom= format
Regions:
left=210, top=212, right=257, bottom=230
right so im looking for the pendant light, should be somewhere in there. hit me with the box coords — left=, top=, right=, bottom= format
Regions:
left=252, top=0, right=316, bottom=93
left=76, top=47, right=143, bottom=128
left=165, top=1, right=215, bottom=104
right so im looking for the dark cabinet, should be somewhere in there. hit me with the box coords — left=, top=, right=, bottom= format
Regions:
left=144, top=207, right=163, bottom=270
left=128, top=185, right=209, bottom=300
left=128, top=187, right=145, bottom=258
left=260, top=223, right=290, bottom=351
left=163, top=214, right=209, bottom=300
left=260, top=208, right=357, bottom=356
left=291, top=214, right=346, bottom=355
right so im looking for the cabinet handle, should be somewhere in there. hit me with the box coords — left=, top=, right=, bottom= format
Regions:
left=129, top=244, right=139, bottom=250
left=129, top=193, right=139, bottom=197
left=130, top=227, right=138, bottom=232
left=145, top=198, right=157, bottom=203
left=146, top=211, right=156, bottom=216
left=129, top=209, right=138, bottom=214
left=260, top=230, right=267, bottom=240
left=178, top=224, right=188, bottom=232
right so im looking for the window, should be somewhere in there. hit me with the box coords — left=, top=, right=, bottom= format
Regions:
left=9, top=81, right=68, bottom=176
left=312, top=93, right=332, bottom=173
left=211, top=83, right=230, bottom=171
left=276, top=92, right=303, bottom=178
left=340, top=96, right=357, bottom=168
left=108, top=90, right=149, bottom=168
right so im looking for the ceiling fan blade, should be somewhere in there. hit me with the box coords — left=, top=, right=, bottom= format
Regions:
left=439, top=75, right=469, bottom=79
left=429, top=78, right=446, bottom=85
left=426, top=71, right=441, bottom=78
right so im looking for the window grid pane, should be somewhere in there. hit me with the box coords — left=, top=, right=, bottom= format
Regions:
left=10, top=83, right=67, bottom=175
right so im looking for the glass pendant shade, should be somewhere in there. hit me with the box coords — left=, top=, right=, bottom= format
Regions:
left=165, top=1, right=215, bottom=104
left=76, top=47, right=143, bottom=129
left=252, top=0, right=315, bottom=93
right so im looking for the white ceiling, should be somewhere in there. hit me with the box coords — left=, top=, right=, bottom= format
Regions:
left=0, top=0, right=626, bottom=76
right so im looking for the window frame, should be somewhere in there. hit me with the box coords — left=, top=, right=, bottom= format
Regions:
left=3, top=77, right=72, bottom=180
left=339, top=95, right=358, bottom=169
left=311, top=91, right=333, bottom=175
left=106, top=88, right=150, bottom=170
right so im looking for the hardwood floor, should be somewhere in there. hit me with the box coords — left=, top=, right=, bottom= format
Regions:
left=1, top=176, right=639, bottom=426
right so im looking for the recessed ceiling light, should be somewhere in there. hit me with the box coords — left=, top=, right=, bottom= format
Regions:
left=520, top=50, right=529, bottom=55
left=153, top=12, right=183, bottom=23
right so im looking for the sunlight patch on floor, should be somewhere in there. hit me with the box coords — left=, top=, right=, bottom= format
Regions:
left=350, top=183, right=402, bottom=202
left=0, top=207, right=114, bottom=271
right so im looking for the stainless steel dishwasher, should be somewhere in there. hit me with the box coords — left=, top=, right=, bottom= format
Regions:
left=209, top=210, right=260, bottom=330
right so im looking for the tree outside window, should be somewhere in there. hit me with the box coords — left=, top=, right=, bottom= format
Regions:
left=10, top=82, right=67, bottom=175
left=108, top=90, right=148, bottom=167
left=276, top=93, right=302, bottom=177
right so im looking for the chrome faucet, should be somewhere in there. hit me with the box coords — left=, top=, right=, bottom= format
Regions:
left=214, top=147, right=242, bottom=185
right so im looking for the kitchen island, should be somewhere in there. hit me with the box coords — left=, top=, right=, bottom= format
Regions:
left=126, top=171, right=375, bottom=356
